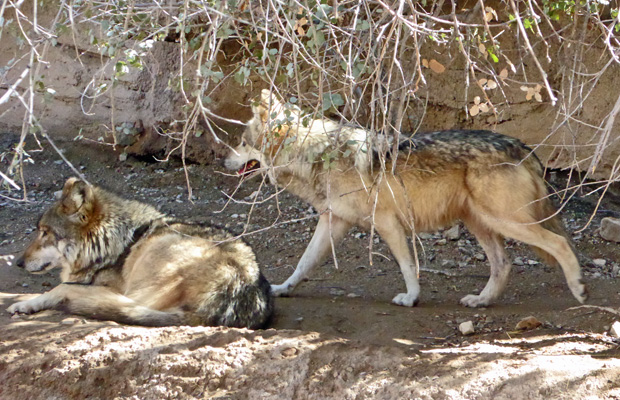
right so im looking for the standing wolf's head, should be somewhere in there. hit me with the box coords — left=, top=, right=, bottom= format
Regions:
left=224, top=89, right=300, bottom=179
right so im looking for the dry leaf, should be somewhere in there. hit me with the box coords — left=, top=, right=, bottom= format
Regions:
left=499, top=68, right=508, bottom=79
left=429, top=59, right=445, bottom=73
left=294, top=17, right=308, bottom=36
left=470, top=104, right=480, bottom=116
left=486, top=80, right=497, bottom=89
left=479, top=103, right=489, bottom=113
left=422, top=59, right=429, bottom=68
left=478, top=78, right=488, bottom=86
left=521, top=84, right=542, bottom=102
left=485, top=7, right=498, bottom=22
left=474, top=96, right=481, bottom=105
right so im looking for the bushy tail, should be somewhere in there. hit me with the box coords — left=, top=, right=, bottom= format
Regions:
left=197, top=272, right=274, bottom=330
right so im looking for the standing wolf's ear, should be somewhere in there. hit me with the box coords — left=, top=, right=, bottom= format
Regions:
left=251, top=101, right=268, bottom=123
left=59, top=178, right=95, bottom=216
left=253, top=89, right=285, bottom=123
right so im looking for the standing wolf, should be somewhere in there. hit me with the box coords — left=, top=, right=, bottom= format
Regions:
left=7, top=178, right=273, bottom=328
left=225, top=89, right=587, bottom=308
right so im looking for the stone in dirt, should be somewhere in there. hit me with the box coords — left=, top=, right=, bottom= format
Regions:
left=516, top=316, right=542, bottom=331
left=592, top=259, right=607, bottom=268
left=610, top=321, right=620, bottom=338
left=600, top=217, right=620, bottom=242
left=444, top=225, right=461, bottom=241
left=459, top=321, right=475, bottom=335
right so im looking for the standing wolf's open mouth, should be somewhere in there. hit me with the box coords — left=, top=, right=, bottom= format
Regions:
left=238, top=160, right=261, bottom=176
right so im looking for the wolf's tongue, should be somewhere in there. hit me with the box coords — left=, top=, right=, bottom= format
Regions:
left=238, top=160, right=258, bottom=175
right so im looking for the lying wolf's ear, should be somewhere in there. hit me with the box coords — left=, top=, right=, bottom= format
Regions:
left=59, top=178, right=95, bottom=216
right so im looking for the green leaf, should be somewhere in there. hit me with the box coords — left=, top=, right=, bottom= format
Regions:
left=487, top=48, right=499, bottom=63
left=331, top=93, right=344, bottom=107
left=356, top=20, right=371, bottom=31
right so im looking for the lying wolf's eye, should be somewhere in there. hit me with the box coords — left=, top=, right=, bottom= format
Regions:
left=40, top=228, right=55, bottom=239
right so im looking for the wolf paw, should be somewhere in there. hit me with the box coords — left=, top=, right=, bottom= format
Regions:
left=7, top=300, right=40, bottom=315
left=270, top=283, right=293, bottom=297
left=460, top=294, right=490, bottom=308
left=571, top=281, right=588, bottom=304
left=391, top=292, right=419, bottom=307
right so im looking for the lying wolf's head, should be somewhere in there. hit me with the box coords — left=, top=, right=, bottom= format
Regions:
left=224, top=89, right=300, bottom=179
left=17, top=178, right=162, bottom=283
left=16, top=178, right=98, bottom=279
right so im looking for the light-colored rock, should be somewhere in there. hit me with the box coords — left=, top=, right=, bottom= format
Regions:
left=516, top=316, right=542, bottom=331
left=444, top=225, right=461, bottom=241
left=600, top=217, right=620, bottom=242
left=593, top=259, right=607, bottom=268
left=459, top=321, right=475, bottom=335
left=610, top=321, right=620, bottom=338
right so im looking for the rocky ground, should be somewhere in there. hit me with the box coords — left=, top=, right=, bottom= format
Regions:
left=1, top=137, right=620, bottom=399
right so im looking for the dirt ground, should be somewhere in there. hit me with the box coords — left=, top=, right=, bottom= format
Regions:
left=1, top=136, right=620, bottom=399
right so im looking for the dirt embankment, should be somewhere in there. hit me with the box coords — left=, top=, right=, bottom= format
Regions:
left=2, top=1, right=620, bottom=177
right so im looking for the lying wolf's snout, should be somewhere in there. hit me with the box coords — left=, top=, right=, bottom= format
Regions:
left=15, top=255, right=25, bottom=268
left=217, top=156, right=229, bottom=169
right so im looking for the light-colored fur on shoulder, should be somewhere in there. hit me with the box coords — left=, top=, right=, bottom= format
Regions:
left=7, top=178, right=273, bottom=329
left=225, top=89, right=587, bottom=308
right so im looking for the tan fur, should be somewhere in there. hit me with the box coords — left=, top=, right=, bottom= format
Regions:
left=225, top=89, right=587, bottom=308
left=8, top=178, right=273, bottom=328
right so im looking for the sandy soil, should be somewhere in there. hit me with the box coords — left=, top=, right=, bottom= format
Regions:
left=1, top=136, right=620, bottom=399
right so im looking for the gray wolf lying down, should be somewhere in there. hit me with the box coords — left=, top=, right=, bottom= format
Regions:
left=7, top=178, right=273, bottom=328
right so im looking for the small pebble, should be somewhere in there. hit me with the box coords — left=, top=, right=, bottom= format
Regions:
left=281, top=347, right=298, bottom=357
left=516, top=316, right=542, bottom=331
left=459, top=321, right=475, bottom=335
left=610, top=321, right=620, bottom=338
left=593, top=259, right=607, bottom=268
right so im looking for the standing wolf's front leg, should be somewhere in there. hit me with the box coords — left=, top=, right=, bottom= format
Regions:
left=374, top=216, right=420, bottom=307
left=7, top=284, right=73, bottom=314
left=271, top=213, right=352, bottom=296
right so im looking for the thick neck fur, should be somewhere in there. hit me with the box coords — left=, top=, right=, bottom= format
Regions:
left=65, top=189, right=164, bottom=282
left=267, top=119, right=371, bottom=182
